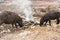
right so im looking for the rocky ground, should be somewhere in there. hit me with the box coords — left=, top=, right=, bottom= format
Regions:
left=0, top=20, right=60, bottom=40
left=0, top=0, right=60, bottom=40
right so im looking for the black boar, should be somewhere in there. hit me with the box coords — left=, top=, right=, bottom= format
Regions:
left=0, top=11, right=23, bottom=28
left=40, top=12, right=60, bottom=26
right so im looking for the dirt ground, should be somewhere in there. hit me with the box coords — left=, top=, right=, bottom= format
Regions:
left=0, top=21, right=60, bottom=40
left=0, top=0, right=60, bottom=40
